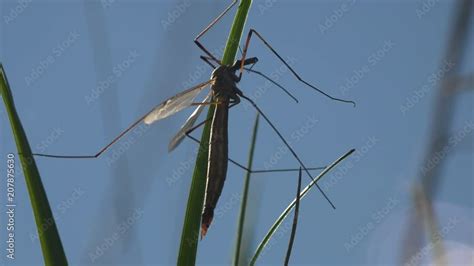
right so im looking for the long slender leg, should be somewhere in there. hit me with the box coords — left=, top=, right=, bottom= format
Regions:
left=182, top=102, right=239, bottom=138
left=201, top=50, right=299, bottom=105
left=190, top=101, right=225, bottom=106
left=200, top=53, right=299, bottom=108
left=31, top=106, right=157, bottom=159
left=200, top=54, right=299, bottom=103
left=239, top=29, right=355, bottom=106
left=244, top=67, right=299, bottom=103
left=200, top=55, right=218, bottom=69
left=182, top=103, right=326, bottom=174
left=184, top=133, right=325, bottom=174
left=200, top=55, right=258, bottom=70
left=240, top=94, right=337, bottom=209
left=194, top=0, right=238, bottom=64
left=32, top=81, right=213, bottom=159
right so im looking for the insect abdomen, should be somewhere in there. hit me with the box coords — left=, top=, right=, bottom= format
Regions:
left=201, top=96, right=229, bottom=238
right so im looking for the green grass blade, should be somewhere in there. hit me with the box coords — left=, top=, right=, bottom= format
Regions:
left=177, top=1, right=253, bottom=265
left=250, top=149, right=355, bottom=265
left=221, top=0, right=253, bottom=65
left=284, top=167, right=302, bottom=265
left=0, top=64, right=68, bottom=265
left=233, top=113, right=259, bottom=266
left=177, top=103, right=213, bottom=266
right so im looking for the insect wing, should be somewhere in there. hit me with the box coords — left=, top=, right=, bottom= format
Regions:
left=143, top=80, right=212, bottom=125
left=168, top=92, right=212, bottom=152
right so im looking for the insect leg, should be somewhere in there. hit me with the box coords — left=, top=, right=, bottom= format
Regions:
left=183, top=105, right=327, bottom=174
left=243, top=67, right=299, bottom=103
left=184, top=130, right=325, bottom=174
left=201, top=54, right=258, bottom=72
left=194, top=0, right=238, bottom=64
left=239, top=29, right=355, bottom=106
left=32, top=81, right=213, bottom=159
left=200, top=55, right=218, bottom=69
left=240, top=94, right=337, bottom=209
left=190, top=101, right=225, bottom=106
left=202, top=54, right=300, bottom=106
left=31, top=107, right=156, bottom=159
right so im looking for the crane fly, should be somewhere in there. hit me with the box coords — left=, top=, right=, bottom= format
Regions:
left=32, top=0, right=355, bottom=238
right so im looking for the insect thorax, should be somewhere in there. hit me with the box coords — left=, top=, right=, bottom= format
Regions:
left=211, top=65, right=239, bottom=98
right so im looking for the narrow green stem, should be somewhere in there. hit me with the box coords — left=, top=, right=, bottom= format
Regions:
left=233, top=114, right=259, bottom=265
left=177, top=1, right=253, bottom=265
left=0, top=64, right=68, bottom=265
left=250, top=149, right=355, bottom=265
left=221, top=0, right=252, bottom=65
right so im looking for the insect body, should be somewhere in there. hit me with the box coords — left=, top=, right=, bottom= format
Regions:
left=32, top=1, right=353, bottom=238
left=202, top=61, right=246, bottom=236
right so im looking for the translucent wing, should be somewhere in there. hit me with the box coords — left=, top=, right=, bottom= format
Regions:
left=143, top=80, right=213, bottom=125
left=168, top=92, right=212, bottom=152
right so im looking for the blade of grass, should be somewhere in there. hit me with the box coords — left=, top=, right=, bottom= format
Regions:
left=177, top=1, right=253, bottom=265
left=233, top=113, right=259, bottom=266
left=250, top=149, right=355, bottom=265
left=284, top=167, right=302, bottom=266
left=0, top=64, right=68, bottom=265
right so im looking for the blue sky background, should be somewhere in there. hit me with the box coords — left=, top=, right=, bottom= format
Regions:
left=0, top=0, right=473, bottom=265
